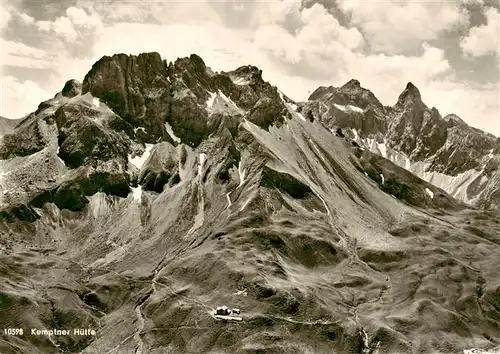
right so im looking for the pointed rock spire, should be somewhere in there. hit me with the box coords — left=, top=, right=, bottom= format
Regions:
left=341, top=79, right=361, bottom=89
left=396, top=81, right=422, bottom=107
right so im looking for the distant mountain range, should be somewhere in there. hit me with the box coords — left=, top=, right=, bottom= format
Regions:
left=303, top=79, right=500, bottom=209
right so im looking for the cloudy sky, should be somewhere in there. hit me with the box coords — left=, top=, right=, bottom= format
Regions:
left=1, top=0, right=499, bottom=136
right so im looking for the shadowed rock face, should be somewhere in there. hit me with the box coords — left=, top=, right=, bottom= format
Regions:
left=0, top=53, right=499, bottom=354
left=138, top=142, right=179, bottom=192
left=61, top=79, right=82, bottom=98
left=260, top=166, right=315, bottom=199
left=388, top=83, right=448, bottom=159
left=54, top=104, right=130, bottom=169
left=82, top=52, right=171, bottom=143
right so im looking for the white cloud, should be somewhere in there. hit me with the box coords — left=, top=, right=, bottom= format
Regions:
left=337, top=0, right=470, bottom=54
left=78, top=0, right=220, bottom=25
left=460, top=7, right=500, bottom=58
left=0, top=2, right=12, bottom=30
left=66, top=7, right=102, bottom=29
left=0, top=39, right=56, bottom=70
left=0, top=76, right=51, bottom=119
left=36, top=20, right=52, bottom=32
left=33, top=6, right=103, bottom=43
left=18, top=12, right=35, bottom=25
left=52, top=16, right=78, bottom=42
left=251, top=3, right=364, bottom=80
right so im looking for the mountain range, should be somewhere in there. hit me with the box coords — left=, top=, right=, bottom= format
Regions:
left=0, top=52, right=499, bottom=354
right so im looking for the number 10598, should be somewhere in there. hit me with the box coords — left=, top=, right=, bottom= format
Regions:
left=4, top=328, right=23, bottom=335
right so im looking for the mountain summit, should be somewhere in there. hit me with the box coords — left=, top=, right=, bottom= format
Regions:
left=394, top=81, right=423, bottom=109
left=0, top=52, right=499, bottom=354
left=341, top=78, right=361, bottom=89
left=305, top=78, right=499, bottom=209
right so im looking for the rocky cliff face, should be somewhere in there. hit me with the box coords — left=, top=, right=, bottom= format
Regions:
left=306, top=79, right=499, bottom=209
left=0, top=53, right=499, bottom=354
left=306, top=79, right=387, bottom=136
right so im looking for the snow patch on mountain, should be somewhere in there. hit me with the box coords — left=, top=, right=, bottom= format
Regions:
left=164, top=122, right=181, bottom=143
left=377, top=141, right=388, bottom=159
left=206, top=91, right=217, bottom=108
left=425, top=188, right=434, bottom=199
left=134, top=127, right=146, bottom=134
left=198, top=153, right=207, bottom=176
left=231, top=77, right=250, bottom=85
left=364, top=136, right=389, bottom=159
left=131, top=185, right=142, bottom=201
left=352, top=129, right=360, bottom=141
left=206, top=90, right=245, bottom=116
left=333, top=103, right=364, bottom=113
left=92, top=97, right=100, bottom=107
left=407, top=160, right=480, bottom=203
left=128, top=144, right=154, bottom=170
left=237, top=160, right=246, bottom=188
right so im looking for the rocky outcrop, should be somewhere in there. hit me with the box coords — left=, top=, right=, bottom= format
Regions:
left=138, top=142, right=180, bottom=192
left=82, top=52, right=171, bottom=143
left=61, top=79, right=82, bottom=98
left=53, top=101, right=130, bottom=169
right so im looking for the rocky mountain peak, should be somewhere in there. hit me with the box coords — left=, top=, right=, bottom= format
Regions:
left=443, top=113, right=468, bottom=128
left=230, top=64, right=262, bottom=78
left=173, top=53, right=209, bottom=78
left=61, top=79, right=82, bottom=98
left=307, top=85, right=335, bottom=100
left=396, top=81, right=422, bottom=107
left=341, top=79, right=361, bottom=89
left=80, top=52, right=170, bottom=143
